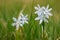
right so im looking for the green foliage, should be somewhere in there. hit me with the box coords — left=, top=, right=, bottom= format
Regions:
left=0, top=0, right=60, bottom=40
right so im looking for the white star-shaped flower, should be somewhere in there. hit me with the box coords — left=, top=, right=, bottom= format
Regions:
left=20, top=13, right=28, bottom=24
left=12, top=13, right=28, bottom=30
left=35, top=4, right=52, bottom=24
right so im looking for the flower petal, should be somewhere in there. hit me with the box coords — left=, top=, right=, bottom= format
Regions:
left=48, top=13, right=52, bottom=16
left=39, top=19, right=43, bottom=24
left=44, top=18, right=48, bottom=23
left=48, top=8, right=52, bottom=11
left=25, top=21, right=28, bottom=24
left=35, top=11, right=38, bottom=14
left=12, top=17, right=17, bottom=21
left=12, top=23, right=16, bottom=26
left=18, top=16, right=21, bottom=21
left=25, top=14, right=28, bottom=17
left=20, top=24, right=23, bottom=27
left=46, top=4, right=49, bottom=9
left=37, top=4, right=40, bottom=9
left=34, top=6, right=39, bottom=10
left=16, top=24, right=19, bottom=30
left=45, top=14, right=49, bottom=19
left=35, top=17, right=40, bottom=20
left=20, top=13, right=24, bottom=17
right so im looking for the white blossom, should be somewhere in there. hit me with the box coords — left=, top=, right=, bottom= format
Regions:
left=12, top=13, right=28, bottom=30
left=35, top=4, right=52, bottom=24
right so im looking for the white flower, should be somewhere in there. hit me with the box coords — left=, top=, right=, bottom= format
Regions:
left=12, top=13, right=28, bottom=30
left=35, top=4, right=52, bottom=24
left=20, top=13, right=28, bottom=24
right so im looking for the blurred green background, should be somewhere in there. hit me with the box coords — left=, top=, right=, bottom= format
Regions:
left=0, top=0, right=60, bottom=40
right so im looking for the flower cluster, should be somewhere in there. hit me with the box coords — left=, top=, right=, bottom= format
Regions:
left=35, top=4, right=52, bottom=24
left=12, top=13, right=28, bottom=30
left=12, top=4, right=52, bottom=30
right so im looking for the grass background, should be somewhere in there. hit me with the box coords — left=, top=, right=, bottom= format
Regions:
left=0, top=0, right=60, bottom=40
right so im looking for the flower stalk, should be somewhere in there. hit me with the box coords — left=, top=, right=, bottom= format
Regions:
left=42, top=21, right=44, bottom=40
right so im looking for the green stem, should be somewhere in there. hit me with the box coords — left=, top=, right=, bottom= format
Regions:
left=42, top=21, right=44, bottom=40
